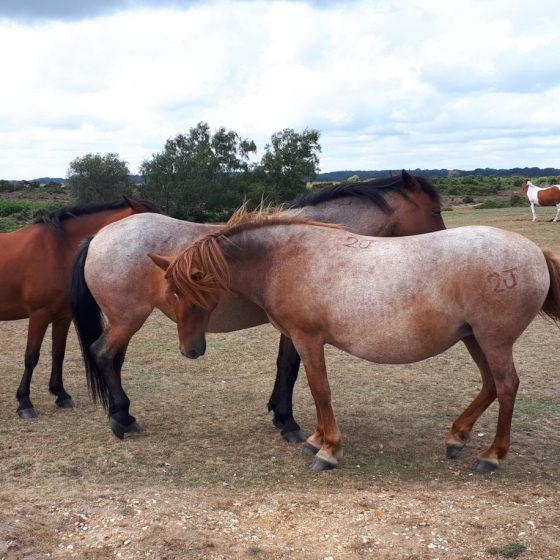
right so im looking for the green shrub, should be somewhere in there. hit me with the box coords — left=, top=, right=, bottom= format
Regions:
left=0, top=200, right=33, bottom=218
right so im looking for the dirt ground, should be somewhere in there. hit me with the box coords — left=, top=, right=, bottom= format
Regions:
left=1, top=206, right=559, bottom=559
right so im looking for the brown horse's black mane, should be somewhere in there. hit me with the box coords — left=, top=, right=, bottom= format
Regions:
left=34, top=197, right=160, bottom=234
left=290, top=172, right=440, bottom=214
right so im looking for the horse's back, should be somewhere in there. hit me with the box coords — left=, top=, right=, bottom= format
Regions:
left=264, top=225, right=549, bottom=364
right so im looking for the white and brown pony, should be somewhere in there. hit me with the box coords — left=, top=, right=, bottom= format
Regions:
left=521, top=180, right=560, bottom=222
left=69, top=172, right=445, bottom=443
left=142, top=210, right=560, bottom=473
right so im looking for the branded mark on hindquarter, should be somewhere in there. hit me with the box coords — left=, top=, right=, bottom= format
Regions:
left=487, top=268, right=518, bottom=293
left=343, top=236, right=374, bottom=249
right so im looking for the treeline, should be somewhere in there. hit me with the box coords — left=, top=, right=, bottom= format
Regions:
left=317, top=167, right=560, bottom=182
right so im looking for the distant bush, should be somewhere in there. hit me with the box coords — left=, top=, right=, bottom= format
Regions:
left=0, top=200, right=69, bottom=231
left=475, top=196, right=526, bottom=210
left=463, top=195, right=475, bottom=204
left=0, top=200, right=33, bottom=218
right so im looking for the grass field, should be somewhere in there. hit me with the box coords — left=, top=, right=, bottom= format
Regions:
left=1, top=206, right=559, bottom=559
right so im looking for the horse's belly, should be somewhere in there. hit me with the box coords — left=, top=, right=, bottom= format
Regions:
left=326, top=307, right=468, bottom=365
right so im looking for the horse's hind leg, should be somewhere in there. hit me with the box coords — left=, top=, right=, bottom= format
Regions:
left=267, top=334, right=306, bottom=443
left=16, top=312, right=50, bottom=418
left=446, top=335, right=497, bottom=458
left=91, top=328, right=143, bottom=439
left=553, top=203, right=560, bottom=223
left=48, top=316, right=75, bottom=408
left=471, top=344, right=519, bottom=473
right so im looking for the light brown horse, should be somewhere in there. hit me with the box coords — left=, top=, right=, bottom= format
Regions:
left=69, top=172, right=445, bottom=441
left=144, top=209, right=560, bottom=473
left=521, top=180, right=560, bottom=222
left=0, top=197, right=158, bottom=418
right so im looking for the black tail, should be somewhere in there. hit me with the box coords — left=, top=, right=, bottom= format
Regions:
left=70, top=236, right=110, bottom=409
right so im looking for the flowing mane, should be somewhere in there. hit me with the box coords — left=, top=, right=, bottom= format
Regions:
left=166, top=207, right=340, bottom=309
left=290, top=172, right=440, bottom=213
left=34, top=197, right=160, bottom=234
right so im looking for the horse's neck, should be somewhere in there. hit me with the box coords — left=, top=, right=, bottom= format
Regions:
left=224, top=227, right=294, bottom=305
left=61, top=209, right=132, bottom=239
left=294, top=198, right=389, bottom=236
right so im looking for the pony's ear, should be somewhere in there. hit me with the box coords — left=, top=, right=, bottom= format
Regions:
left=147, top=253, right=173, bottom=271
left=401, top=169, right=420, bottom=191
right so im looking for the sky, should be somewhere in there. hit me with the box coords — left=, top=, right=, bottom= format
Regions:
left=1, top=0, right=559, bottom=179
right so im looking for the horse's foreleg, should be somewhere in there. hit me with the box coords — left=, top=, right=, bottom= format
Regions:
left=471, top=346, right=518, bottom=473
left=293, top=335, right=342, bottom=471
left=446, top=335, right=497, bottom=458
left=48, top=316, right=75, bottom=408
left=267, top=334, right=306, bottom=443
left=531, top=203, right=537, bottom=222
left=16, top=312, right=50, bottom=418
left=91, top=330, right=143, bottom=439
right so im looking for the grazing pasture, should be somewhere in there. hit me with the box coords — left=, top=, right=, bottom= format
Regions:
left=1, top=206, right=559, bottom=559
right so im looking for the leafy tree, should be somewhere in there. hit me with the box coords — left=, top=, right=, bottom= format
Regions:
left=67, top=153, right=131, bottom=203
left=258, top=128, right=321, bottom=202
left=141, top=122, right=256, bottom=220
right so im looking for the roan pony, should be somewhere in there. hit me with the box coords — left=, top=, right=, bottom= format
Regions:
left=521, top=179, right=560, bottom=222
left=142, top=209, right=560, bottom=473
left=70, top=172, right=444, bottom=442
left=0, top=197, right=157, bottom=418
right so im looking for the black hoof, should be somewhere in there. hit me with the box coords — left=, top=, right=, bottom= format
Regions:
left=309, top=458, right=336, bottom=472
left=17, top=408, right=38, bottom=419
left=56, top=397, right=76, bottom=409
left=282, top=430, right=307, bottom=443
left=302, top=443, right=320, bottom=456
left=446, top=445, right=464, bottom=459
left=471, top=459, right=498, bottom=473
left=109, top=417, right=145, bottom=439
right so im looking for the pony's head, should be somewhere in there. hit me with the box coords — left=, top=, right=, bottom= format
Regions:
left=148, top=237, right=229, bottom=359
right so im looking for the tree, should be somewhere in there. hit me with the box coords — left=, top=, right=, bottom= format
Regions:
left=258, top=128, right=321, bottom=202
left=141, top=122, right=256, bottom=220
left=67, top=153, right=131, bottom=203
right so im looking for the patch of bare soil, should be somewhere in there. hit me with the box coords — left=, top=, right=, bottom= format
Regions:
left=1, top=207, right=559, bottom=559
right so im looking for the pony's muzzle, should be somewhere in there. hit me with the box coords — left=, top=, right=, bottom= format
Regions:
left=181, top=338, right=206, bottom=359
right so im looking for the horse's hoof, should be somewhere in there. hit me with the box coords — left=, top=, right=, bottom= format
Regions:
left=309, top=458, right=336, bottom=472
left=109, top=417, right=145, bottom=439
left=56, top=397, right=76, bottom=409
left=128, top=421, right=145, bottom=433
left=17, top=408, right=38, bottom=419
left=302, top=443, right=320, bottom=456
left=446, top=445, right=464, bottom=459
left=282, top=430, right=307, bottom=444
left=471, top=459, right=498, bottom=473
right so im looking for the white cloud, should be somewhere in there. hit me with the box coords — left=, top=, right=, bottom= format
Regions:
left=0, top=0, right=559, bottom=178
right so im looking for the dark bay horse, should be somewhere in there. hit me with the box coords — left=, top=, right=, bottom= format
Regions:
left=0, top=197, right=157, bottom=418
left=147, top=210, right=560, bottom=472
left=70, top=172, right=444, bottom=440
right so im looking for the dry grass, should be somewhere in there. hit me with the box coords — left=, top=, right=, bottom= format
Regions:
left=1, top=206, right=559, bottom=559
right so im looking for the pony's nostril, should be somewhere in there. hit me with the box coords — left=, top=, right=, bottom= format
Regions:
left=184, top=349, right=200, bottom=359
